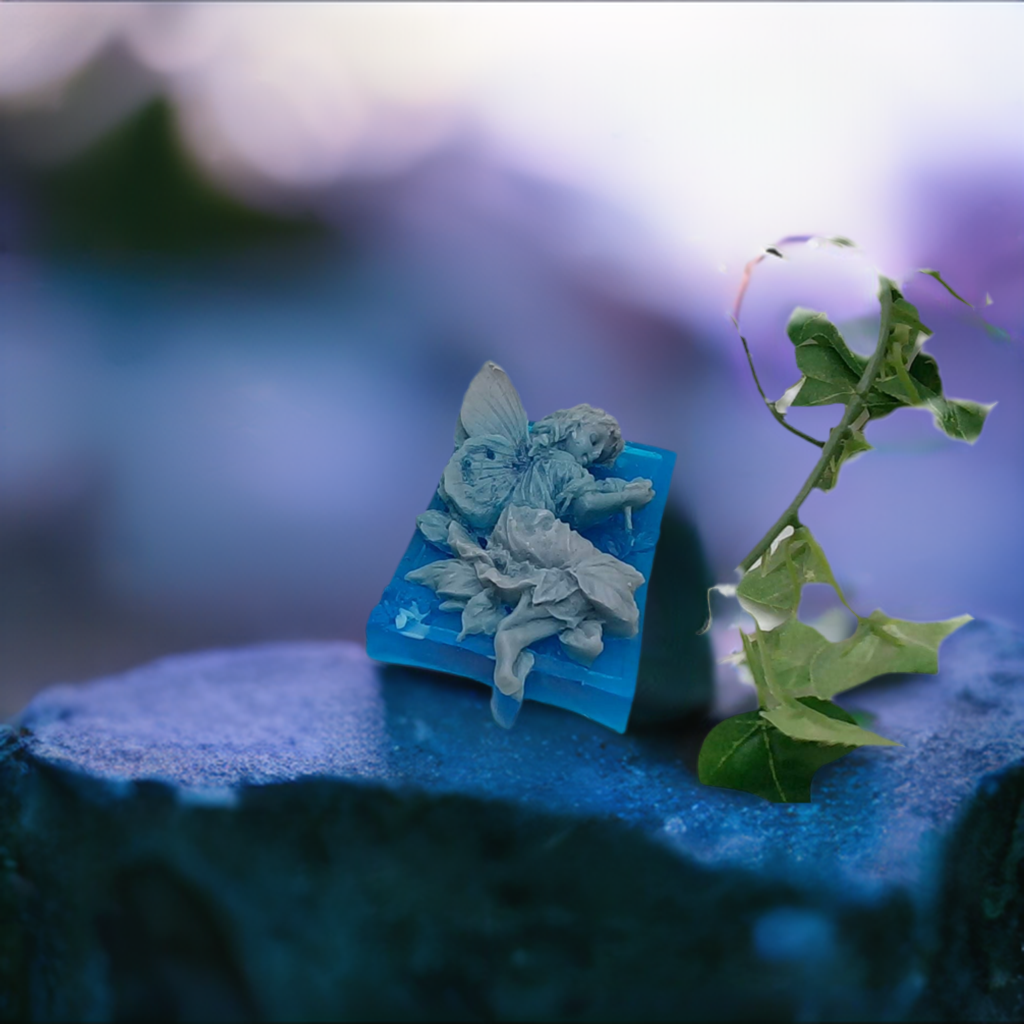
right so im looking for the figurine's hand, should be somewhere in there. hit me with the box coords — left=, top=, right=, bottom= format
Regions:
left=624, top=479, right=654, bottom=508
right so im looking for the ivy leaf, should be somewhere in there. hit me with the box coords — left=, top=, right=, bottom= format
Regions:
left=787, top=308, right=866, bottom=376
left=783, top=309, right=867, bottom=409
left=736, top=526, right=842, bottom=627
left=698, top=697, right=860, bottom=803
left=748, top=610, right=972, bottom=704
left=745, top=619, right=896, bottom=750
left=888, top=297, right=932, bottom=338
left=761, top=699, right=898, bottom=748
left=870, top=351, right=938, bottom=409
left=907, top=351, right=943, bottom=394
left=787, top=356, right=857, bottom=408
left=744, top=618, right=830, bottom=697
left=864, top=298, right=937, bottom=415
left=920, top=268, right=972, bottom=307
left=808, top=610, right=972, bottom=698
left=740, top=630, right=770, bottom=706
left=817, top=427, right=871, bottom=492
left=926, top=397, right=995, bottom=444
left=859, top=293, right=992, bottom=445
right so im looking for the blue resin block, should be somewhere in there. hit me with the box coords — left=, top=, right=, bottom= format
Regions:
left=367, top=441, right=676, bottom=732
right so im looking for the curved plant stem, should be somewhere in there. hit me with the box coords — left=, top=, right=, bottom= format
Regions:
left=739, top=334, right=826, bottom=448
left=738, top=280, right=895, bottom=573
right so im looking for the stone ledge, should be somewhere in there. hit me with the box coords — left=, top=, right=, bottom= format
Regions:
left=2, top=619, right=1022, bottom=1020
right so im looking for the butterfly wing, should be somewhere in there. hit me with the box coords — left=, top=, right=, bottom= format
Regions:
left=454, top=362, right=529, bottom=451
left=442, top=436, right=523, bottom=532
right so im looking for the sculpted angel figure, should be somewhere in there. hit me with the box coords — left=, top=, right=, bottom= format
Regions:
left=406, top=362, right=654, bottom=727
left=431, top=362, right=655, bottom=536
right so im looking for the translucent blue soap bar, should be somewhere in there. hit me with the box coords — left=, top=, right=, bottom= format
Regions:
left=366, top=441, right=676, bottom=732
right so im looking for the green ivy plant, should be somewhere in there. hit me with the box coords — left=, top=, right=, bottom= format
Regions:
left=698, top=239, right=996, bottom=803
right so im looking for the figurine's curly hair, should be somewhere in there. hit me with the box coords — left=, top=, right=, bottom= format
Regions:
left=530, top=404, right=624, bottom=465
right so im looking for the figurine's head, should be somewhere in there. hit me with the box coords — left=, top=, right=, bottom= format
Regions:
left=531, top=404, right=624, bottom=467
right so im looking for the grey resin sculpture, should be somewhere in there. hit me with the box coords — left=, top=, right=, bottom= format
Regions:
left=406, top=362, right=655, bottom=726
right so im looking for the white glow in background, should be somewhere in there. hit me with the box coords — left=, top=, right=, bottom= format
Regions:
left=2, top=3, right=1021, bottom=288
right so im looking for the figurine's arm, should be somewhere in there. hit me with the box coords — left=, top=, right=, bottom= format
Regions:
left=569, top=478, right=654, bottom=530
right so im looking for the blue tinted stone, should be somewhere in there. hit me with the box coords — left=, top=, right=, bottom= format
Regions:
left=752, top=907, right=837, bottom=964
left=12, top=620, right=1024, bottom=891
left=3, top=620, right=1022, bottom=1020
left=367, top=440, right=677, bottom=733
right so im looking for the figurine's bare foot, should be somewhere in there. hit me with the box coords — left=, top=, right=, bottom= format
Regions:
left=490, top=686, right=523, bottom=729
left=493, top=617, right=560, bottom=695
left=512, top=649, right=534, bottom=686
left=490, top=651, right=534, bottom=728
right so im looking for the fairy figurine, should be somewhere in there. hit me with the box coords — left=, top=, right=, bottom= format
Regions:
left=406, top=362, right=655, bottom=727
left=429, top=361, right=655, bottom=535
left=407, top=503, right=646, bottom=727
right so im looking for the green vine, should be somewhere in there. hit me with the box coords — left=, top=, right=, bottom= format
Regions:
left=698, top=241, right=996, bottom=803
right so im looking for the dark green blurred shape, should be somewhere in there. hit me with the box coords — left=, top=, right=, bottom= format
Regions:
left=35, top=100, right=323, bottom=256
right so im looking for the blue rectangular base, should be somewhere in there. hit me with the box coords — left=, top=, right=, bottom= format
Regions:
left=367, top=441, right=675, bottom=732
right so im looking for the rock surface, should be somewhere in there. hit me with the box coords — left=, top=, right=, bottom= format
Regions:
left=2, top=620, right=1023, bottom=1021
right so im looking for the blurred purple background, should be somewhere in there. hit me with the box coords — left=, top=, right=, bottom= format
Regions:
left=1, top=4, right=1021, bottom=718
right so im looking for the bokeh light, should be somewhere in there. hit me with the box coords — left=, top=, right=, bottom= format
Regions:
left=1, top=3, right=1021, bottom=717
